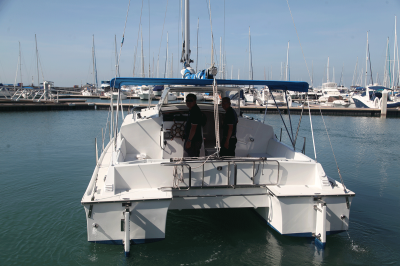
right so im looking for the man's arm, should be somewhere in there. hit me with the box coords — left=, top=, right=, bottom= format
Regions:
left=224, top=124, right=233, bottom=149
left=185, top=124, right=198, bottom=148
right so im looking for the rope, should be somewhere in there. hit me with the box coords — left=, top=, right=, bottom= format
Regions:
left=306, top=93, right=317, bottom=161
left=318, top=106, right=347, bottom=193
left=213, top=78, right=220, bottom=154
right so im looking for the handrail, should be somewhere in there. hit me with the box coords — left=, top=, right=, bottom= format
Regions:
left=162, top=157, right=280, bottom=188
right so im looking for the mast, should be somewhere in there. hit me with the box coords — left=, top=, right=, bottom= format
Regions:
left=264, top=67, right=266, bottom=80
left=220, top=37, right=222, bottom=78
left=249, top=27, right=252, bottom=80
left=311, top=61, right=314, bottom=88
left=19, top=42, right=22, bottom=86
left=340, top=64, right=344, bottom=86
left=184, top=0, right=190, bottom=67
left=223, top=0, right=226, bottom=79
left=397, top=16, right=400, bottom=91
left=196, top=17, right=199, bottom=72
left=286, top=41, right=290, bottom=81
left=115, top=35, right=120, bottom=78
left=383, top=38, right=389, bottom=87
left=352, top=57, right=358, bottom=86
left=148, top=0, right=151, bottom=78
left=165, top=32, right=169, bottom=78
left=141, top=25, right=145, bottom=78
left=209, top=0, right=213, bottom=68
left=393, top=16, right=397, bottom=90
left=35, top=34, right=39, bottom=87
left=365, top=31, right=369, bottom=88
left=92, top=35, right=97, bottom=92
left=365, top=31, right=369, bottom=97
left=327, top=57, right=330, bottom=83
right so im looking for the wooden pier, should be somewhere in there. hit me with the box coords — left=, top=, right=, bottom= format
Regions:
left=0, top=99, right=399, bottom=117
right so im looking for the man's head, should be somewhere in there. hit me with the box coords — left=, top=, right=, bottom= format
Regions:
left=186, top=93, right=197, bottom=109
left=221, top=97, right=231, bottom=111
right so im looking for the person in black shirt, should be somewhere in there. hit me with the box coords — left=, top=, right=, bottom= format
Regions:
left=220, top=97, right=238, bottom=157
left=183, top=93, right=203, bottom=157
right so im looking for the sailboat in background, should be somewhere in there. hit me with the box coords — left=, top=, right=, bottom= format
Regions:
left=352, top=29, right=400, bottom=108
left=82, top=35, right=99, bottom=96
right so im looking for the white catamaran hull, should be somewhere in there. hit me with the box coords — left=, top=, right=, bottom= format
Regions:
left=82, top=107, right=354, bottom=251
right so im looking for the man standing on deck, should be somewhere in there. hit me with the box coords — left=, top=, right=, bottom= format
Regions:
left=184, top=93, right=203, bottom=157
left=220, top=97, right=238, bottom=157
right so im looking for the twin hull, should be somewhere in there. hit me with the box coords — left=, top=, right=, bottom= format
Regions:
left=83, top=192, right=352, bottom=244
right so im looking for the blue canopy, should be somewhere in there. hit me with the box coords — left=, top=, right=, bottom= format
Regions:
left=109, top=78, right=309, bottom=92
left=152, top=85, right=164, bottom=91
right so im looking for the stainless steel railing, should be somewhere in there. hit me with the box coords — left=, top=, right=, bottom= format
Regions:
left=162, top=157, right=280, bottom=189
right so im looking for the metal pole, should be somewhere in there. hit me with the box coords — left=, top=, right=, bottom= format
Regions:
left=124, top=210, right=130, bottom=257
left=184, top=0, right=190, bottom=67
left=95, top=138, right=98, bottom=165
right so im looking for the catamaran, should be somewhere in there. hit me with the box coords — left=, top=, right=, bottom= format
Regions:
left=82, top=0, right=354, bottom=257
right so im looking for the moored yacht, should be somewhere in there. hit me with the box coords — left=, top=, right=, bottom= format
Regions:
left=82, top=0, right=354, bottom=257
left=82, top=78, right=354, bottom=256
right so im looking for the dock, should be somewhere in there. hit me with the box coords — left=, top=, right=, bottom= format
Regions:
left=0, top=99, right=399, bottom=117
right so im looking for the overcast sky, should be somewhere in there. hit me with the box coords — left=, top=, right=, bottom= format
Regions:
left=0, top=0, right=399, bottom=87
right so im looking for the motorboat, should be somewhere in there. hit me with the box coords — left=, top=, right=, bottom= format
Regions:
left=352, top=85, right=400, bottom=108
left=152, top=85, right=164, bottom=96
left=167, top=91, right=177, bottom=101
left=138, top=85, right=154, bottom=100
left=105, top=91, right=127, bottom=100
left=318, top=83, right=340, bottom=103
left=332, top=99, right=351, bottom=107
left=260, top=87, right=292, bottom=107
left=352, top=32, right=400, bottom=108
left=243, top=86, right=257, bottom=102
left=101, top=81, right=111, bottom=91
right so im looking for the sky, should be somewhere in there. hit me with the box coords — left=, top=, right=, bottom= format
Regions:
left=0, top=0, right=399, bottom=88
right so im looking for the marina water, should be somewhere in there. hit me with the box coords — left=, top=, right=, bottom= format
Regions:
left=1, top=105, right=399, bottom=265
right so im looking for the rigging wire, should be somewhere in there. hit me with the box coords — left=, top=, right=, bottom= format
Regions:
left=156, top=0, right=169, bottom=77
left=286, top=0, right=312, bottom=84
left=287, top=0, right=346, bottom=190
left=206, top=0, right=217, bottom=67
left=213, top=78, right=220, bottom=154
left=148, top=0, right=151, bottom=77
left=318, top=107, right=347, bottom=193
left=133, top=0, right=144, bottom=77
left=116, top=0, right=131, bottom=77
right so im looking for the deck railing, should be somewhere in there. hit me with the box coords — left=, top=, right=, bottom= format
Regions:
left=162, top=157, right=280, bottom=189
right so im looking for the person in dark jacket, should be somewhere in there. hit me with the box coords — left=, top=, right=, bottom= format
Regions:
left=220, top=97, right=238, bottom=157
left=183, top=93, right=203, bottom=157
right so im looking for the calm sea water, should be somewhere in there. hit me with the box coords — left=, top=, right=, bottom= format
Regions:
left=0, top=105, right=399, bottom=265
